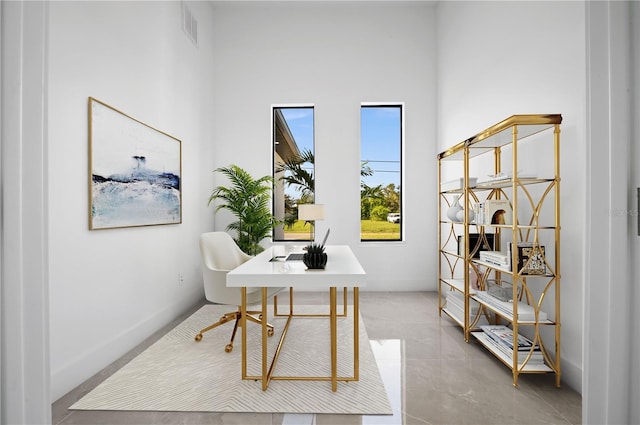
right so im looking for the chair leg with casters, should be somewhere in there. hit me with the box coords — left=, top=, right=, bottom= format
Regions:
left=194, top=312, right=238, bottom=342
left=194, top=309, right=275, bottom=352
left=226, top=318, right=240, bottom=352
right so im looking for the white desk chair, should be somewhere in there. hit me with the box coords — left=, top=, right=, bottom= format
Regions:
left=195, top=232, right=283, bottom=352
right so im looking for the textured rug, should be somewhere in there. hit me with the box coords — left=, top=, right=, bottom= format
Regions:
left=71, top=304, right=392, bottom=415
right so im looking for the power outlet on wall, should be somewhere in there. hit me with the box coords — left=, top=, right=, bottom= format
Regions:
left=178, top=272, right=184, bottom=287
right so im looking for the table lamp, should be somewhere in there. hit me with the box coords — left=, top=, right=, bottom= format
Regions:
left=298, top=204, right=325, bottom=242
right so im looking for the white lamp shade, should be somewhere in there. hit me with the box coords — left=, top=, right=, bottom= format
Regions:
left=298, top=204, right=325, bottom=221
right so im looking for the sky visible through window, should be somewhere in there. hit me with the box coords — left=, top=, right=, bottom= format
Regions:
left=281, top=108, right=313, bottom=198
left=281, top=108, right=314, bottom=151
left=361, top=106, right=401, bottom=190
left=280, top=106, right=401, bottom=195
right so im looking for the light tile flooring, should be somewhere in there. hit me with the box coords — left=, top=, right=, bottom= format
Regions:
left=53, top=292, right=582, bottom=424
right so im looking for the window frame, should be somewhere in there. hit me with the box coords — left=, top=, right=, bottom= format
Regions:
left=271, top=104, right=316, bottom=242
left=360, top=102, right=404, bottom=242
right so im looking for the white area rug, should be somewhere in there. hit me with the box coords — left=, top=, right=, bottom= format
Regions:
left=71, top=304, right=392, bottom=415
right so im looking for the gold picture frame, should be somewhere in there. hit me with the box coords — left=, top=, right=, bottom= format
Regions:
left=88, top=97, right=182, bottom=230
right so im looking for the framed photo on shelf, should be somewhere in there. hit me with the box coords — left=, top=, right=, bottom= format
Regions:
left=518, top=245, right=546, bottom=274
left=458, top=233, right=495, bottom=258
left=509, top=242, right=547, bottom=274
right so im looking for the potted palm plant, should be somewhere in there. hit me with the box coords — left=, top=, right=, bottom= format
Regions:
left=208, top=165, right=280, bottom=255
left=303, top=241, right=327, bottom=269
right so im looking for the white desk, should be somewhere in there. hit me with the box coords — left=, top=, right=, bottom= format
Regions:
left=227, top=245, right=366, bottom=391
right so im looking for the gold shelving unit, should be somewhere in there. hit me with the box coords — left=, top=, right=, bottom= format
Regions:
left=437, top=114, right=562, bottom=387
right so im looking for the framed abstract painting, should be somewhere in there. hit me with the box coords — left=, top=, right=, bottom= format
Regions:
left=88, top=97, right=182, bottom=230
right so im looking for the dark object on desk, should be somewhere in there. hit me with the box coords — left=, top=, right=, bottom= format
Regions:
left=303, top=252, right=327, bottom=269
left=286, top=253, right=305, bottom=261
left=303, top=242, right=327, bottom=269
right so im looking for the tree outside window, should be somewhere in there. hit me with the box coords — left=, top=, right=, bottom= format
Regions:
left=272, top=106, right=315, bottom=241
left=360, top=104, right=402, bottom=241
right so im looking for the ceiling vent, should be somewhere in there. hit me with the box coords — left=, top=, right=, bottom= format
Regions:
left=182, top=2, right=198, bottom=47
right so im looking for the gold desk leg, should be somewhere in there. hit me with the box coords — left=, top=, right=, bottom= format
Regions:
left=354, top=287, right=359, bottom=381
left=290, top=287, right=294, bottom=314
left=274, top=287, right=294, bottom=317
left=241, top=287, right=247, bottom=380
left=330, top=287, right=337, bottom=392
left=262, top=287, right=268, bottom=391
left=343, top=287, right=348, bottom=316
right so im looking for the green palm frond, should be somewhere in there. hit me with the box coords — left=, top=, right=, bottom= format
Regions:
left=361, top=161, right=373, bottom=177
left=361, top=183, right=384, bottom=200
left=276, top=149, right=315, bottom=198
left=277, top=152, right=373, bottom=201
left=209, top=165, right=281, bottom=255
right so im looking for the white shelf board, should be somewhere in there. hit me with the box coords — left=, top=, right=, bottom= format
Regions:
left=475, top=178, right=554, bottom=190
left=470, top=294, right=553, bottom=325
left=442, top=308, right=465, bottom=328
left=441, top=278, right=475, bottom=294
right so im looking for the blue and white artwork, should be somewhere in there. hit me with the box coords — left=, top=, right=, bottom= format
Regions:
left=89, top=98, right=182, bottom=229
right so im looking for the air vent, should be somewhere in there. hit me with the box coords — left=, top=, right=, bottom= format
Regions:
left=182, top=2, right=198, bottom=46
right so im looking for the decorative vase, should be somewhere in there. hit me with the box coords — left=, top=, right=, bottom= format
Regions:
left=446, top=195, right=463, bottom=222
left=456, top=208, right=475, bottom=223
left=303, top=252, right=327, bottom=269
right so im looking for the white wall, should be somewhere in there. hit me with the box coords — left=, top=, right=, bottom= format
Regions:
left=436, top=1, right=586, bottom=392
left=48, top=1, right=215, bottom=400
left=210, top=1, right=437, bottom=291
left=1, top=2, right=51, bottom=422
left=583, top=2, right=635, bottom=423
left=632, top=4, right=640, bottom=422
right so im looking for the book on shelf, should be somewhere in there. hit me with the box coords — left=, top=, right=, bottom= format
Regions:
left=477, top=172, right=538, bottom=186
left=508, top=242, right=547, bottom=275
left=474, top=291, right=548, bottom=322
left=479, top=251, right=509, bottom=267
left=480, top=325, right=538, bottom=351
left=477, top=173, right=511, bottom=185
left=472, top=203, right=484, bottom=224
left=479, top=332, right=545, bottom=365
left=445, top=292, right=489, bottom=326
left=446, top=291, right=480, bottom=314
left=484, top=199, right=512, bottom=225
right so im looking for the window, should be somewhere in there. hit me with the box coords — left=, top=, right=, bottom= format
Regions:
left=272, top=106, right=315, bottom=241
left=360, top=104, right=403, bottom=241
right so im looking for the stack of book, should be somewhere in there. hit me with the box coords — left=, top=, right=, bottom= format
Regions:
left=479, top=251, right=509, bottom=268
left=445, top=291, right=488, bottom=326
left=480, top=325, right=544, bottom=365
left=474, top=291, right=548, bottom=322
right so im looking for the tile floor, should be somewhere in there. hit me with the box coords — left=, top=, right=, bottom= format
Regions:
left=52, top=291, right=582, bottom=425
